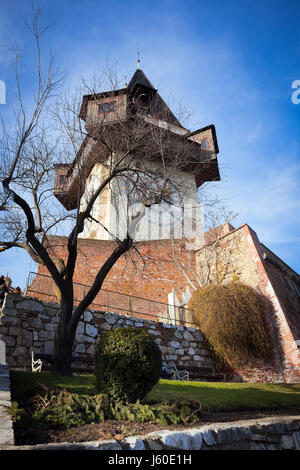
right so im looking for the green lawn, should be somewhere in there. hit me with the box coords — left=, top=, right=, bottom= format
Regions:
left=147, top=379, right=300, bottom=411
left=10, top=371, right=300, bottom=412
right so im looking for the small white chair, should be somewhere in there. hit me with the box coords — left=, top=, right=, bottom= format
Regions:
left=31, top=350, right=42, bottom=373
left=170, top=364, right=189, bottom=381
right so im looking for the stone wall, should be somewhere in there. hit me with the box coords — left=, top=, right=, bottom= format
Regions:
left=124, top=415, right=300, bottom=451
left=0, top=293, right=218, bottom=377
left=1, top=415, right=300, bottom=450
left=0, top=340, right=14, bottom=446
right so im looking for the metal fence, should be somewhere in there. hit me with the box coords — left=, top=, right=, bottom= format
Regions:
left=25, top=271, right=197, bottom=328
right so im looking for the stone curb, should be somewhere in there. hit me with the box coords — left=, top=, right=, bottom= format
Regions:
left=0, top=415, right=300, bottom=451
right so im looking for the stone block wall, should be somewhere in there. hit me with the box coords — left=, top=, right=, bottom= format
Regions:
left=0, top=340, right=14, bottom=446
left=0, top=294, right=217, bottom=376
left=128, top=415, right=300, bottom=451
left=2, top=415, right=300, bottom=450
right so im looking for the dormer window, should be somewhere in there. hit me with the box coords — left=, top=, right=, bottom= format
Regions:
left=98, top=101, right=115, bottom=114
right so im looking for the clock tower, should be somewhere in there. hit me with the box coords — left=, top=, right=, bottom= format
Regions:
left=54, top=68, right=220, bottom=243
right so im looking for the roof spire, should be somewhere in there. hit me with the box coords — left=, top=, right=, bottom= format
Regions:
left=137, top=51, right=141, bottom=69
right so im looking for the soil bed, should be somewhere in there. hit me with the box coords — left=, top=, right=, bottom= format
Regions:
left=14, top=408, right=299, bottom=446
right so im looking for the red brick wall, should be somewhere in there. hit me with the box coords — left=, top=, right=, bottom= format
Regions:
left=32, top=236, right=198, bottom=305
left=245, top=226, right=300, bottom=381
left=195, top=223, right=300, bottom=382
left=261, top=247, right=300, bottom=340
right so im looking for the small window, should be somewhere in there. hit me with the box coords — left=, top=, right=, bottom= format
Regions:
left=59, top=175, right=65, bottom=184
left=98, top=101, right=115, bottom=114
left=201, top=138, right=208, bottom=149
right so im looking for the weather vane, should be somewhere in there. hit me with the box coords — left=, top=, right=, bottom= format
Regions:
left=137, top=51, right=141, bottom=69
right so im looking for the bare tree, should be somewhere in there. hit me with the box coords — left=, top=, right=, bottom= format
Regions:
left=119, top=206, right=239, bottom=316
left=168, top=207, right=239, bottom=293
left=0, top=6, right=219, bottom=375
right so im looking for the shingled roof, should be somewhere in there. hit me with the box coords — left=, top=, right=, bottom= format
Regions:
left=127, top=68, right=156, bottom=91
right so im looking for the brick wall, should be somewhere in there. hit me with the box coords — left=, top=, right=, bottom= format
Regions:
left=195, top=223, right=300, bottom=383
left=32, top=236, right=198, bottom=305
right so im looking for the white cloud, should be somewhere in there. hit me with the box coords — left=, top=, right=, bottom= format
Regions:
left=211, top=158, right=300, bottom=248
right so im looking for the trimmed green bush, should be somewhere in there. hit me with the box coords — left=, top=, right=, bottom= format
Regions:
left=94, top=327, right=162, bottom=403
left=189, top=282, right=272, bottom=367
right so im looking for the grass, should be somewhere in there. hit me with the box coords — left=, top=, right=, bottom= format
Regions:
left=10, top=371, right=300, bottom=413
left=11, top=371, right=98, bottom=395
left=147, top=380, right=300, bottom=412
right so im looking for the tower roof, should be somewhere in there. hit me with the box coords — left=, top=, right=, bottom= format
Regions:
left=127, top=69, right=156, bottom=91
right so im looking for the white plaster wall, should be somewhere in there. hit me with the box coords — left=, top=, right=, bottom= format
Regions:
left=78, top=157, right=203, bottom=243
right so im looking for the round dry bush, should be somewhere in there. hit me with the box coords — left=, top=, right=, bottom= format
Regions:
left=95, top=327, right=162, bottom=404
left=189, top=282, right=272, bottom=367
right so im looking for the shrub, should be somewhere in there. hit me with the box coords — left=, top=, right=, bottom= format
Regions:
left=9, top=389, right=202, bottom=431
left=94, top=327, right=162, bottom=403
left=189, top=282, right=272, bottom=367
left=10, top=371, right=49, bottom=407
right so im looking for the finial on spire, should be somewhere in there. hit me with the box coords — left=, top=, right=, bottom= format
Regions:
left=137, top=51, right=141, bottom=69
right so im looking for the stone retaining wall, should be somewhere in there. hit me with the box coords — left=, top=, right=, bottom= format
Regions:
left=0, top=294, right=217, bottom=375
left=1, top=415, right=299, bottom=450
left=0, top=340, right=14, bottom=446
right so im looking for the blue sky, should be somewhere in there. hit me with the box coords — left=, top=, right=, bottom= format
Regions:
left=0, top=0, right=299, bottom=288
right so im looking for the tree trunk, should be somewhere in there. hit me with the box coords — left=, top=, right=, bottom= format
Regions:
left=51, top=237, right=133, bottom=376
left=52, top=295, right=74, bottom=376
left=52, top=328, right=73, bottom=376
